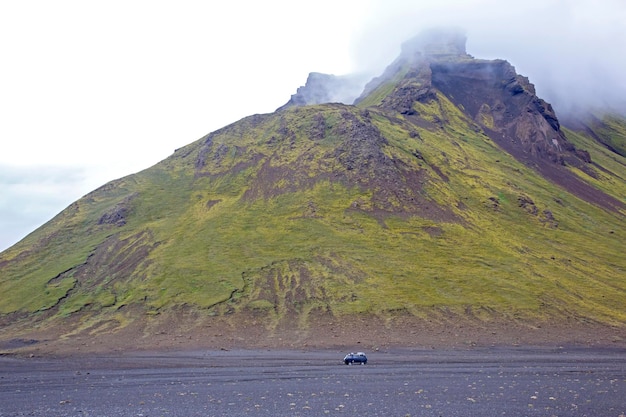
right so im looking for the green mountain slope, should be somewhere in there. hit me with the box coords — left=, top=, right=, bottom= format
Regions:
left=563, top=112, right=626, bottom=158
left=1, top=31, right=625, bottom=349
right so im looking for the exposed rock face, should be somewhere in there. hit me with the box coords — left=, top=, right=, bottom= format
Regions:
left=98, top=193, right=137, bottom=227
left=274, top=29, right=621, bottom=212
left=357, top=29, right=590, bottom=168
left=430, top=59, right=574, bottom=165
left=352, top=29, right=624, bottom=211
left=357, top=28, right=471, bottom=103
left=277, top=72, right=369, bottom=111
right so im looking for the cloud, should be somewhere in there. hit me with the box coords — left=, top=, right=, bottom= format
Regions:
left=351, top=0, right=626, bottom=115
left=0, top=165, right=98, bottom=250
left=0, top=0, right=368, bottom=250
left=1, top=0, right=625, bottom=251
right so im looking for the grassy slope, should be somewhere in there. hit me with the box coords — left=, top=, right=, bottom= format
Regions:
left=590, top=113, right=626, bottom=157
left=562, top=125, right=626, bottom=202
left=1, top=96, right=625, bottom=334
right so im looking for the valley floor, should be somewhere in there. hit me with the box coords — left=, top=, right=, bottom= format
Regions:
left=1, top=347, right=625, bottom=416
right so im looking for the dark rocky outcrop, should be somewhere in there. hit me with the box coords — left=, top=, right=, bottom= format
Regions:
left=277, top=72, right=369, bottom=111
left=359, top=29, right=585, bottom=167
left=279, top=29, right=622, bottom=212
left=98, top=193, right=137, bottom=227
left=356, top=28, right=471, bottom=104
left=353, top=29, right=623, bottom=212
left=430, top=59, right=574, bottom=165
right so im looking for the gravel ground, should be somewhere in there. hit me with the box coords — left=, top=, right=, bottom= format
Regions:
left=0, top=347, right=625, bottom=417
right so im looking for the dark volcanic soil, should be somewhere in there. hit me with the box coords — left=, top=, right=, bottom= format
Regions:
left=1, top=347, right=625, bottom=417
left=2, top=314, right=625, bottom=416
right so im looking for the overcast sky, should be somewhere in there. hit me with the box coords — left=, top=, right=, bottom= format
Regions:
left=1, top=0, right=625, bottom=251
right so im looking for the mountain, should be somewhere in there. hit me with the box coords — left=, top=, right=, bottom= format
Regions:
left=1, top=30, right=625, bottom=353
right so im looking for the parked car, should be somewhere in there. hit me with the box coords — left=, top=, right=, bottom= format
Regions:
left=343, top=352, right=367, bottom=365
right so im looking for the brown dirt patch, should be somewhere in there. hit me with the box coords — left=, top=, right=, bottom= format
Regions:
left=2, top=309, right=624, bottom=357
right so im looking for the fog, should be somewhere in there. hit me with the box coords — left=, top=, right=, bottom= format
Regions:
left=1, top=0, right=625, bottom=251
left=350, top=0, right=626, bottom=115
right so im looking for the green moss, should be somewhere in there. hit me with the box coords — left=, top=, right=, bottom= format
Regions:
left=563, top=127, right=626, bottom=204
left=1, top=99, right=625, bottom=329
left=478, top=103, right=495, bottom=129
left=356, top=66, right=411, bottom=108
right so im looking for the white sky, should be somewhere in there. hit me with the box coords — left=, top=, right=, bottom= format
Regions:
left=1, top=0, right=625, bottom=251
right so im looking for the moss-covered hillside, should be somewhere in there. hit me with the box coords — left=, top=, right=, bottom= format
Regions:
left=1, top=31, right=624, bottom=348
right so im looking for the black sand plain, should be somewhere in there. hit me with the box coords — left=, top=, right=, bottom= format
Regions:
left=1, top=347, right=624, bottom=416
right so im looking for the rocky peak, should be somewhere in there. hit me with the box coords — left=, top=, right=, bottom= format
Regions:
left=357, top=29, right=592, bottom=169
left=283, top=29, right=592, bottom=172
left=277, top=72, right=368, bottom=111
left=356, top=29, right=470, bottom=106
left=282, top=29, right=469, bottom=112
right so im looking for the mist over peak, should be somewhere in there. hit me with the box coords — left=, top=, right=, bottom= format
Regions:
left=282, top=28, right=473, bottom=111
left=349, top=0, right=626, bottom=118
left=277, top=72, right=370, bottom=111
left=285, top=20, right=626, bottom=120
left=400, top=28, right=468, bottom=59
